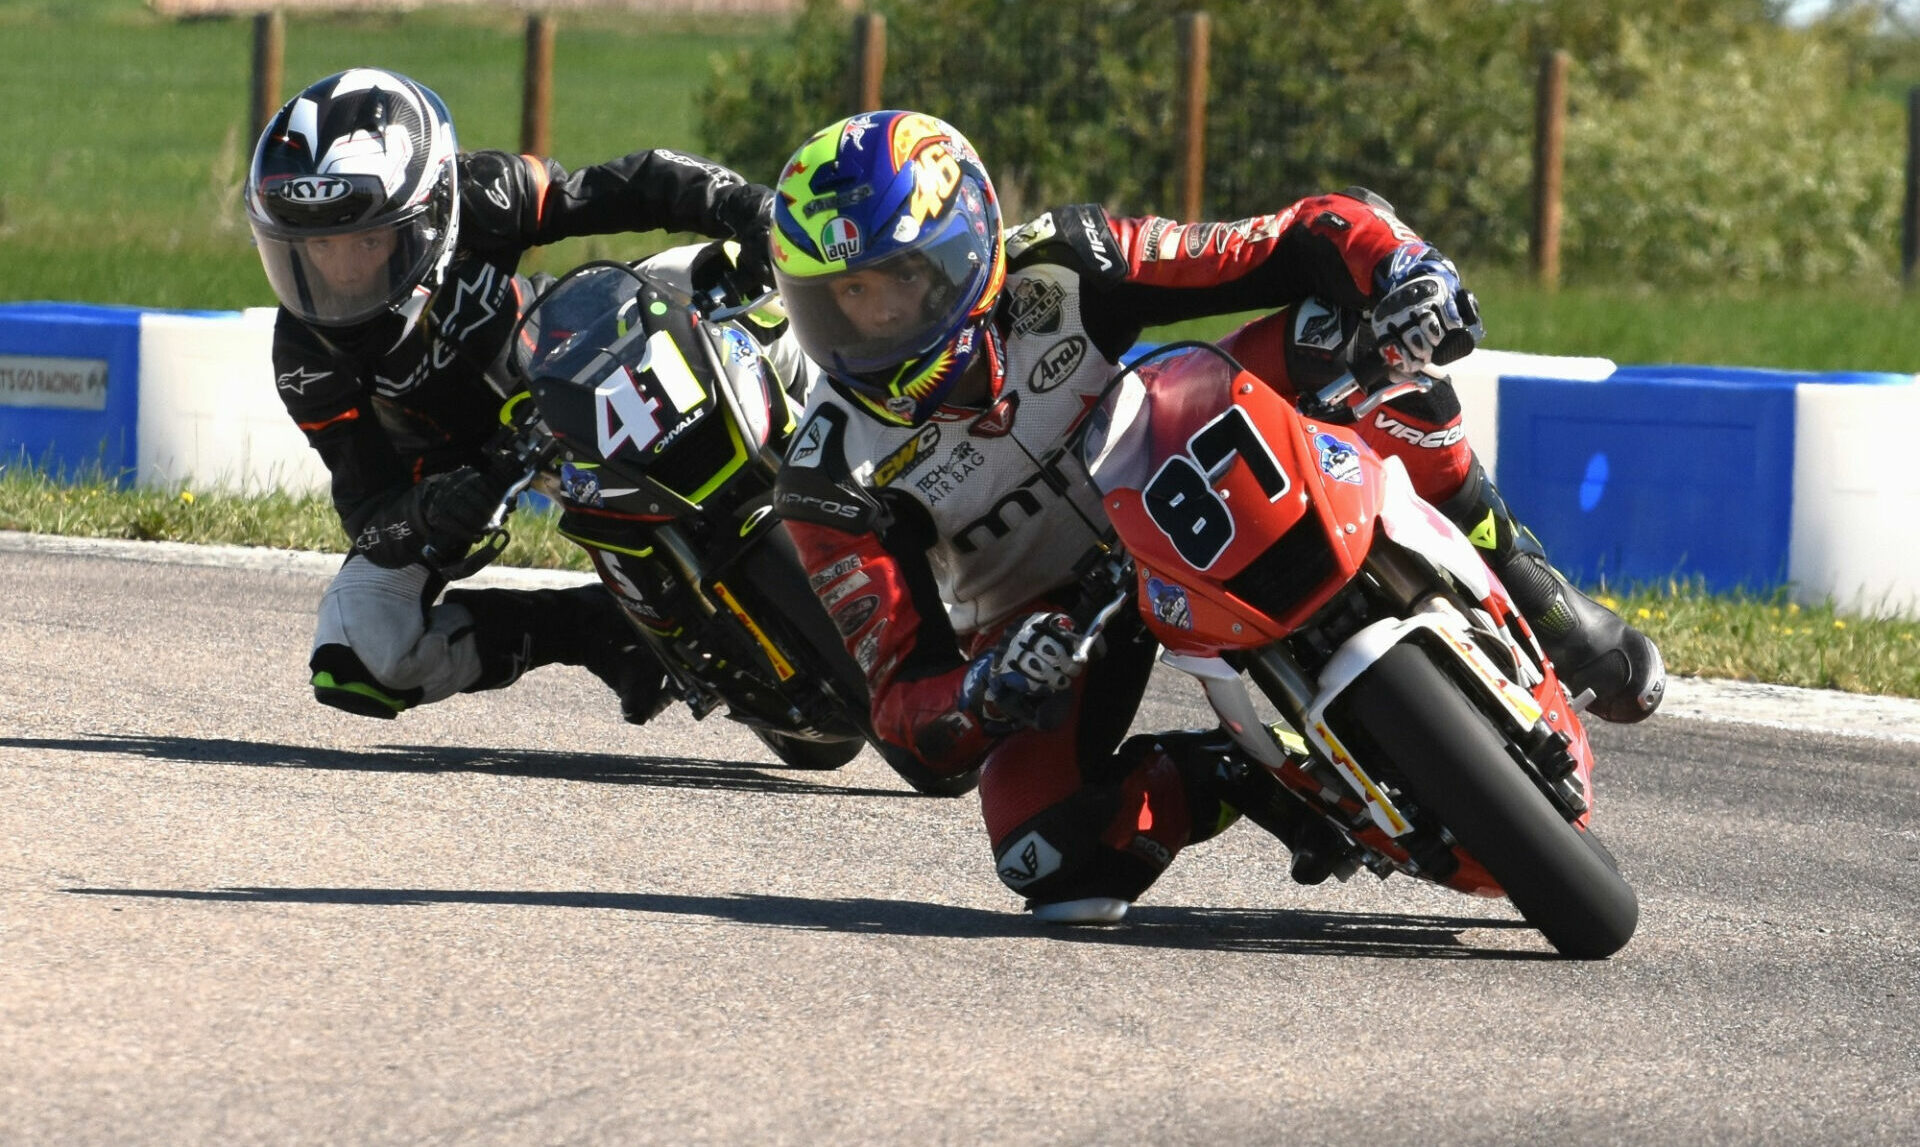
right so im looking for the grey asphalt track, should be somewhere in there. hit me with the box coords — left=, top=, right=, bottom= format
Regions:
left=3, top=534, right=1917, bottom=1145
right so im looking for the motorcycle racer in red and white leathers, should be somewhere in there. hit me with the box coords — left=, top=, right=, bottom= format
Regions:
left=769, top=111, right=1663, bottom=923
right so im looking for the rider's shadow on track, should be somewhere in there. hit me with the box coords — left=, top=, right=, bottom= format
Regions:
left=0, top=733, right=913, bottom=798
left=63, top=885, right=1549, bottom=960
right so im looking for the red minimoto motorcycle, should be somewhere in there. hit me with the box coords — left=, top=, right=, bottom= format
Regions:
left=1073, top=341, right=1638, bottom=958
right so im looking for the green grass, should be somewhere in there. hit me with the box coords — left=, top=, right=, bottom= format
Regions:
left=4, top=460, right=1916, bottom=700
left=0, top=1, right=784, bottom=310
left=0, top=457, right=591, bottom=573
left=1601, top=582, right=1920, bottom=700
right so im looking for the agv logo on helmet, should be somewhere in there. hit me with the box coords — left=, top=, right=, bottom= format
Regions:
left=823, top=217, right=862, bottom=261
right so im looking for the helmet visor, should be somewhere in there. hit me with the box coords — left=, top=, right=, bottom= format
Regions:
left=251, top=212, right=444, bottom=327
left=775, top=225, right=989, bottom=391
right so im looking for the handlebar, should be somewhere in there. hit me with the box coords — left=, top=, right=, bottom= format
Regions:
left=706, top=286, right=783, bottom=325
left=1308, top=321, right=1476, bottom=421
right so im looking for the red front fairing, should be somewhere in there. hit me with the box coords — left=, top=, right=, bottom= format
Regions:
left=1098, top=363, right=1386, bottom=657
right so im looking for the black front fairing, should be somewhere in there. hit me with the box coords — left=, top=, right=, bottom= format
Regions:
left=515, top=258, right=778, bottom=522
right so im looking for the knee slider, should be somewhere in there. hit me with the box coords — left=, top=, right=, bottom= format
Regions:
left=992, top=792, right=1166, bottom=907
left=309, top=643, right=423, bottom=719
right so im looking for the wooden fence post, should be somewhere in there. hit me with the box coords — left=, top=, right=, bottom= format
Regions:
left=522, top=14, right=555, bottom=157
left=249, top=11, right=284, bottom=136
left=1175, top=12, right=1211, bottom=222
left=1531, top=49, right=1569, bottom=290
left=1904, top=86, right=1920, bottom=284
left=851, top=13, right=886, bottom=113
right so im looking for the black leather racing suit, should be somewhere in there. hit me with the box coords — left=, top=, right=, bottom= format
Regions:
left=280, top=147, right=773, bottom=717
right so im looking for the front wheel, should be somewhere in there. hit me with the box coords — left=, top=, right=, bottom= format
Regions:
left=1336, top=642, right=1639, bottom=959
left=752, top=728, right=864, bottom=771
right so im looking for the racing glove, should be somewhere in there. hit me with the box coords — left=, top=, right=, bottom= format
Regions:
left=719, top=184, right=777, bottom=295
left=959, top=612, right=1089, bottom=735
left=1370, top=243, right=1482, bottom=381
left=416, top=465, right=517, bottom=563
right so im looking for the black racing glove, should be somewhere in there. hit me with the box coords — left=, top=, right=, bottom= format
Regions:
left=416, top=465, right=516, bottom=562
left=720, top=183, right=777, bottom=295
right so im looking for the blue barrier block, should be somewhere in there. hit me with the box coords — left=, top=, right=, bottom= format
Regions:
left=0, top=302, right=143, bottom=482
left=1607, top=363, right=1909, bottom=388
left=1496, top=372, right=1797, bottom=592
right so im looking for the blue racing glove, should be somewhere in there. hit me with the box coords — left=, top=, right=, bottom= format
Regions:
left=959, top=612, right=1088, bottom=735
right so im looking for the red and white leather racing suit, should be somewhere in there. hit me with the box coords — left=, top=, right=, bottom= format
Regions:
left=774, top=191, right=1476, bottom=906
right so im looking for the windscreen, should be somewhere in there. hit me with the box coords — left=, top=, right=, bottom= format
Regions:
left=1079, top=342, right=1239, bottom=495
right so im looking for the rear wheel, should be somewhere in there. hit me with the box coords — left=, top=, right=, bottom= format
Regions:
left=1337, top=642, right=1639, bottom=959
left=752, top=728, right=864, bottom=771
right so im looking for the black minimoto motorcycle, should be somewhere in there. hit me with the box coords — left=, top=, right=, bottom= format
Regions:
left=449, top=242, right=974, bottom=797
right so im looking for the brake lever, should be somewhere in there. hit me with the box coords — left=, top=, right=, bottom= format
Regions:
left=1071, top=584, right=1134, bottom=667
left=1032, top=556, right=1137, bottom=731
left=1307, top=366, right=1446, bottom=421
left=707, top=286, right=782, bottom=324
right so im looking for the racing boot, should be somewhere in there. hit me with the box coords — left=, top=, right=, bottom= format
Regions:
left=1436, top=457, right=1666, bottom=724
left=1133, top=729, right=1357, bottom=887
left=444, top=583, right=672, bottom=725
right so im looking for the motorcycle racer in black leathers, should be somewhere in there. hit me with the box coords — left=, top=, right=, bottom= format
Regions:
left=245, top=68, right=775, bottom=721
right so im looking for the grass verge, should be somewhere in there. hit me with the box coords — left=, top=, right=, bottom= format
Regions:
left=4, top=462, right=1915, bottom=700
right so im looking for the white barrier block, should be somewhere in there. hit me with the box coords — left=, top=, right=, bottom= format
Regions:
left=1445, top=347, right=1616, bottom=481
left=136, top=308, right=328, bottom=492
left=1791, top=380, right=1920, bottom=617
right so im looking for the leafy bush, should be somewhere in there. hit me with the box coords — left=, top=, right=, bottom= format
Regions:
left=699, top=0, right=1906, bottom=287
left=1557, top=27, right=1904, bottom=288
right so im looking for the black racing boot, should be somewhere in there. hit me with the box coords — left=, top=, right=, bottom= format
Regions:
left=443, top=584, right=672, bottom=725
left=1129, top=729, right=1357, bottom=886
left=1436, top=457, right=1666, bottom=724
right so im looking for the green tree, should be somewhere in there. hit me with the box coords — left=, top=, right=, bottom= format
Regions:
left=701, top=0, right=1905, bottom=286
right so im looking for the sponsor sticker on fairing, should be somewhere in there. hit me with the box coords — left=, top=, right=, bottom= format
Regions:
left=722, top=327, right=758, bottom=365
left=559, top=462, right=606, bottom=507
left=1315, top=432, right=1363, bottom=485
left=1146, top=576, right=1193, bottom=629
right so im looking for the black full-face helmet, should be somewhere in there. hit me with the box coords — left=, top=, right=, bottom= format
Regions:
left=244, top=68, right=460, bottom=329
